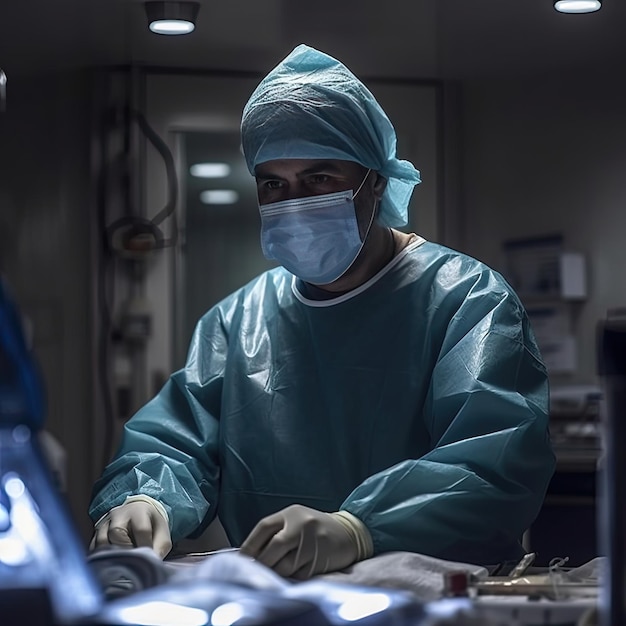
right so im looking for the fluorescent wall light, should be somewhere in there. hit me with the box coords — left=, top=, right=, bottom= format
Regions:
left=145, top=1, right=200, bottom=35
left=189, top=163, right=231, bottom=178
left=200, top=190, right=239, bottom=205
left=554, top=0, right=602, bottom=13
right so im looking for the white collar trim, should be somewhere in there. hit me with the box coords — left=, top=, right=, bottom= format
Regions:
left=291, top=236, right=427, bottom=307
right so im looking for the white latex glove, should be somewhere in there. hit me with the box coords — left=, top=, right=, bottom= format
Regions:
left=89, top=495, right=172, bottom=559
left=240, top=505, right=372, bottom=580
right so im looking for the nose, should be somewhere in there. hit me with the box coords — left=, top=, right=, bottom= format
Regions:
left=283, top=180, right=315, bottom=201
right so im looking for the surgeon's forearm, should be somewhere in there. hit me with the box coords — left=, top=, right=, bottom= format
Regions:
left=89, top=455, right=213, bottom=543
left=340, top=447, right=552, bottom=564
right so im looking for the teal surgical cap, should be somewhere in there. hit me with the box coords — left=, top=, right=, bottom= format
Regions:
left=241, top=44, right=422, bottom=228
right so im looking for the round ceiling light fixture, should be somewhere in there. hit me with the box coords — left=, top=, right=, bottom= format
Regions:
left=554, top=0, right=602, bottom=13
left=145, top=1, right=200, bottom=35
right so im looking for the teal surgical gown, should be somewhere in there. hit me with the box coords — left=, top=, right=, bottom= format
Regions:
left=90, top=238, right=555, bottom=566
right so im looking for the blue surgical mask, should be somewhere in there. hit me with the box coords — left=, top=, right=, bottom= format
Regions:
left=259, top=172, right=372, bottom=285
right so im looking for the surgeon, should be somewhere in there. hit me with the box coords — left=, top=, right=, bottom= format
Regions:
left=89, top=44, right=556, bottom=579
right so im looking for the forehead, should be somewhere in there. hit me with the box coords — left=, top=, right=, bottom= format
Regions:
left=254, top=158, right=365, bottom=178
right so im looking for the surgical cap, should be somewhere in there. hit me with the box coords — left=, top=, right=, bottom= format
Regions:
left=241, top=44, right=422, bottom=228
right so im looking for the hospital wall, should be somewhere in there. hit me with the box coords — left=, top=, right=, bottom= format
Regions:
left=455, top=69, right=626, bottom=387
left=0, top=66, right=624, bottom=545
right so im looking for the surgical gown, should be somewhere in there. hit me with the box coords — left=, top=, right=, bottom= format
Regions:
left=89, top=238, right=556, bottom=566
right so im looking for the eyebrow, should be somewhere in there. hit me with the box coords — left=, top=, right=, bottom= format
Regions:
left=300, top=161, right=344, bottom=175
left=255, top=161, right=345, bottom=180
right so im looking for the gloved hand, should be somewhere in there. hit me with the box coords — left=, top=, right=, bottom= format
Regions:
left=89, top=495, right=172, bottom=559
left=240, top=505, right=373, bottom=580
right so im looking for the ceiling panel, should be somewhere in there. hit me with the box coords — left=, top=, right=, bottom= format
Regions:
left=0, top=0, right=624, bottom=80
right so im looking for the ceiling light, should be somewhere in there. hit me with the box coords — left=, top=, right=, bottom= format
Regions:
left=554, top=0, right=602, bottom=13
left=200, top=190, right=239, bottom=205
left=189, top=163, right=231, bottom=178
left=145, top=1, right=200, bottom=35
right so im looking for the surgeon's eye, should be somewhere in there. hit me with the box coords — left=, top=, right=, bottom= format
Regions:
left=307, top=174, right=330, bottom=185
left=259, top=179, right=283, bottom=190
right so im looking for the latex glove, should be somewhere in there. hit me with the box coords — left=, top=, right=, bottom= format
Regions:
left=89, top=495, right=172, bottom=559
left=240, top=505, right=372, bottom=580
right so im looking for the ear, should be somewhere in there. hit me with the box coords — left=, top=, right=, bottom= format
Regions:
left=373, top=173, right=387, bottom=200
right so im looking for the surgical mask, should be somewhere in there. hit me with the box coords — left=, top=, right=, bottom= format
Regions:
left=259, top=171, right=372, bottom=285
